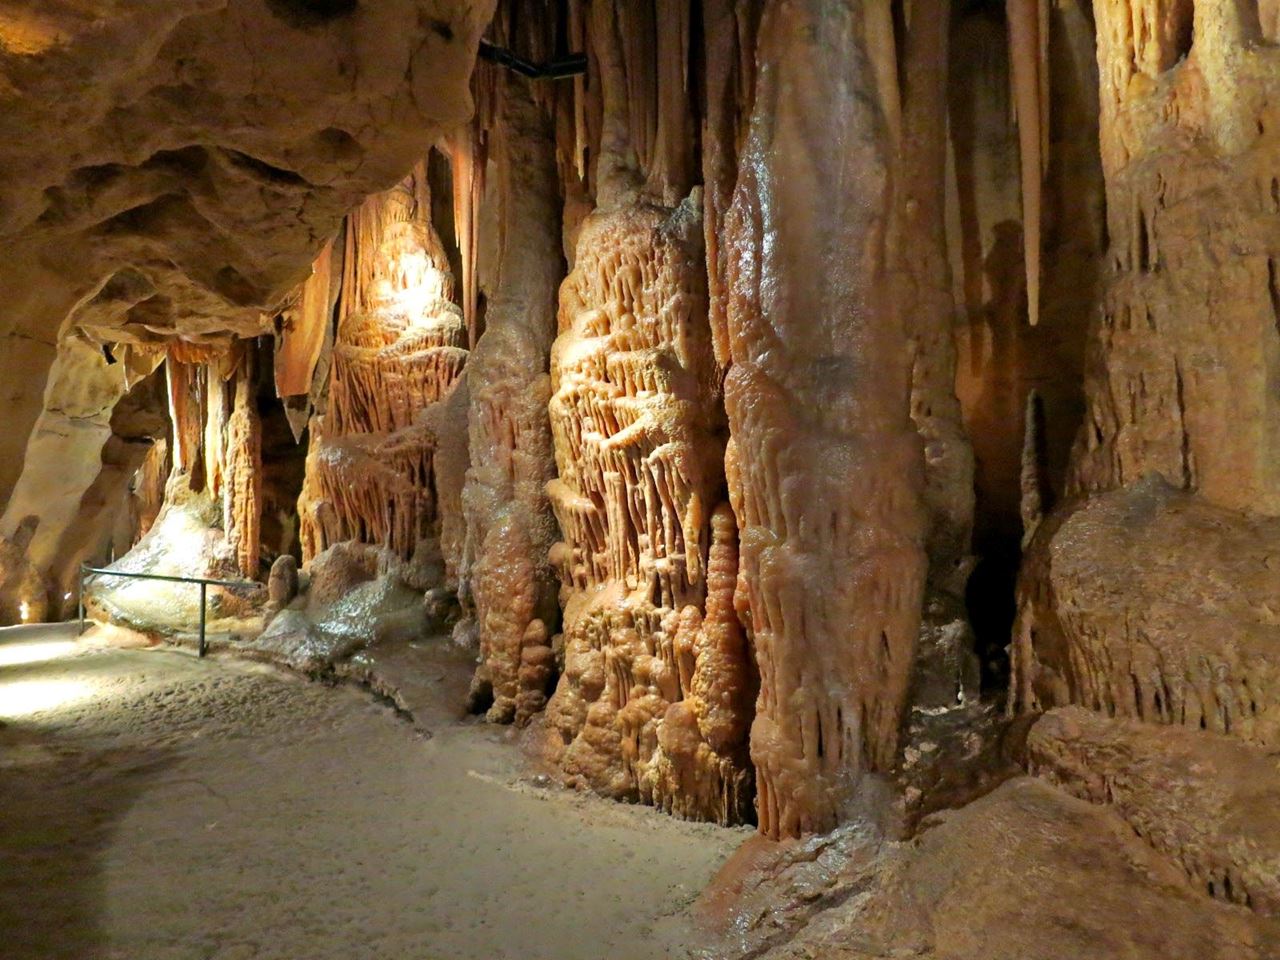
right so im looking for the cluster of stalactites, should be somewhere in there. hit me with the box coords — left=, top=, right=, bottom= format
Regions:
left=297, top=168, right=468, bottom=564
left=163, top=343, right=262, bottom=578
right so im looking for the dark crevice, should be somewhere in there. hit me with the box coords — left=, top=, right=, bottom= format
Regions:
left=264, top=0, right=357, bottom=29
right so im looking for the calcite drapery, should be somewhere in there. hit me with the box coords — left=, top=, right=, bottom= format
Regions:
left=541, top=0, right=753, bottom=825
left=722, top=0, right=927, bottom=838
left=544, top=196, right=752, bottom=823
left=299, top=170, right=468, bottom=564
left=463, top=70, right=563, bottom=726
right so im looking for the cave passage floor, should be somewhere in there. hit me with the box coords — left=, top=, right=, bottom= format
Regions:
left=0, top=623, right=743, bottom=960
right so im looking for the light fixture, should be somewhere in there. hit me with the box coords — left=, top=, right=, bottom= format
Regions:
left=18, top=600, right=30, bottom=623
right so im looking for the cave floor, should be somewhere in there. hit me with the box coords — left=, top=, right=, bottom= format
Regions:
left=0, top=623, right=744, bottom=960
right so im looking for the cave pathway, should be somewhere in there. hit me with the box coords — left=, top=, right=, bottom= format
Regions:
left=0, top=624, right=743, bottom=960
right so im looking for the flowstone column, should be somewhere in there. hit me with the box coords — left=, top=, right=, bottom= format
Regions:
left=542, top=0, right=754, bottom=825
left=463, top=73, right=564, bottom=727
left=722, top=0, right=927, bottom=838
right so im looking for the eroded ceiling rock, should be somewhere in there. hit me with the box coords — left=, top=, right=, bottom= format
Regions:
left=0, top=0, right=494, bottom=503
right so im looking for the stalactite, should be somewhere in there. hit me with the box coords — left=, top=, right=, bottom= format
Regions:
left=447, top=124, right=486, bottom=349
left=722, top=0, right=926, bottom=839
left=274, top=237, right=339, bottom=398
left=542, top=0, right=753, bottom=825
left=702, top=0, right=763, bottom=376
left=464, top=69, right=564, bottom=727
left=1007, top=0, right=1044, bottom=325
left=897, top=0, right=975, bottom=584
left=165, top=353, right=205, bottom=491
left=298, top=170, right=468, bottom=564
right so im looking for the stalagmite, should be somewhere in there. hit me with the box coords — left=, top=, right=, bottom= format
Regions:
left=298, top=170, right=468, bottom=564
left=542, top=0, right=752, bottom=824
left=722, top=0, right=927, bottom=838
left=463, top=69, right=564, bottom=727
left=223, top=364, right=263, bottom=579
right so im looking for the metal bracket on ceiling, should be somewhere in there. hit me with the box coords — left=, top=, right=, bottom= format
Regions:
left=477, top=40, right=587, bottom=79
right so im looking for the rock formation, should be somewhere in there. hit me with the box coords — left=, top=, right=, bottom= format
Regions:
left=461, top=68, right=563, bottom=726
left=298, top=167, right=468, bottom=565
left=8, top=0, right=1280, bottom=951
left=541, top=0, right=753, bottom=825
left=722, top=0, right=926, bottom=837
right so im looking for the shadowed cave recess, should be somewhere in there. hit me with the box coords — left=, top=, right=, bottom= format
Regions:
left=3, top=0, right=1280, bottom=956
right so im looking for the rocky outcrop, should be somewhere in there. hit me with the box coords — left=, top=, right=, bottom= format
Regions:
left=699, top=776, right=1279, bottom=959
left=1030, top=706, right=1280, bottom=914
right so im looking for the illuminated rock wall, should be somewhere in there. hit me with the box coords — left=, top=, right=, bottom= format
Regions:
left=298, top=170, right=468, bottom=565
left=541, top=0, right=753, bottom=825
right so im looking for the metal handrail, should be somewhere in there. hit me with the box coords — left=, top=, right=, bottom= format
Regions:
left=78, top=563, right=258, bottom=658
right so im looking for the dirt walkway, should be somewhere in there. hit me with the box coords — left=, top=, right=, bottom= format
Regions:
left=0, top=624, right=744, bottom=960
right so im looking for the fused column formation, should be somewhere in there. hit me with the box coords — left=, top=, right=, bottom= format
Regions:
left=541, top=0, right=754, bottom=825
left=463, top=73, right=564, bottom=726
left=299, top=171, right=468, bottom=562
left=722, top=0, right=927, bottom=838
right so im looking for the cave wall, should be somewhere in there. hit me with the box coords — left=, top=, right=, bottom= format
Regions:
left=10, top=0, right=1280, bottom=887
left=0, top=0, right=493, bottom=614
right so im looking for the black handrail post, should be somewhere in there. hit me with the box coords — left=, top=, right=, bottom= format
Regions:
left=198, top=582, right=208, bottom=658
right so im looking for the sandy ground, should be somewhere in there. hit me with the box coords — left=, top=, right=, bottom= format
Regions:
left=0, top=623, right=746, bottom=960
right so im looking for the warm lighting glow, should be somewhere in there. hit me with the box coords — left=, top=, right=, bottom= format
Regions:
left=0, top=13, right=65, bottom=56
left=0, top=679, right=94, bottom=719
left=18, top=600, right=30, bottom=623
left=0, top=638, right=79, bottom=668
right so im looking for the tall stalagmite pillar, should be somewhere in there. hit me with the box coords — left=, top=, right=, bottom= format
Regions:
left=463, top=71, right=564, bottom=726
left=722, top=0, right=927, bottom=838
left=542, top=0, right=754, bottom=824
